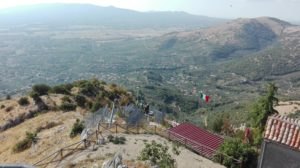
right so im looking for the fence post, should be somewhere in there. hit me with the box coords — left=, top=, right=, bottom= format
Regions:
left=96, top=130, right=98, bottom=140
left=115, top=124, right=118, bottom=133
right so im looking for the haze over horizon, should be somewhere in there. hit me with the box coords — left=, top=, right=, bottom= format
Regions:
left=0, top=0, right=299, bottom=22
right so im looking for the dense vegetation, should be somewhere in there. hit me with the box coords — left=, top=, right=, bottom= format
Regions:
left=215, top=138, right=257, bottom=168
left=26, top=79, right=133, bottom=113
left=214, top=83, right=279, bottom=168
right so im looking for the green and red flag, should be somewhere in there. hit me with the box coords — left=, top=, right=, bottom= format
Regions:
left=200, top=92, right=210, bottom=103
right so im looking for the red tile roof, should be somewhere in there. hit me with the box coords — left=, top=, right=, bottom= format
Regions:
left=168, top=123, right=224, bottom=158
left=265, top=114, right=300, bottom=149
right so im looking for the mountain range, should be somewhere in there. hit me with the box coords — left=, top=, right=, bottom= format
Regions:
left=0, top=3, right=225, bottom=28
left=0, top=4, right=300, bottom=124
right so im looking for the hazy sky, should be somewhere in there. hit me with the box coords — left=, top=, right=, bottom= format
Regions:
left=0, top=0, right=299, bottom=21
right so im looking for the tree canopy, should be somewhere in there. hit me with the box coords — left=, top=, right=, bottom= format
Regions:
left=250, top=83, right=278, bottom=131
left=215, top=138, right=257, bottom=168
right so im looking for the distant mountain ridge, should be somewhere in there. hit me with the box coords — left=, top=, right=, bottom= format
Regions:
left=0, top=3, right=226, bottom=28
left=156, top=16, right=300, bottom=98
left=158, top=17, right=295, bottom=61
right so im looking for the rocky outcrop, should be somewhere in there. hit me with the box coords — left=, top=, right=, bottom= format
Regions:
left=102, top=153, right=127, bottom=168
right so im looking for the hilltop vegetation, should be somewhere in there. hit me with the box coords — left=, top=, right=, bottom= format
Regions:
left=0, top=79, right=133, bottom=132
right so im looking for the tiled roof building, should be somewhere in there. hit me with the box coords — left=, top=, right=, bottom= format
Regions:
left=259, top=115, right=300, bottom=168
left=264, top=114, right=300, bottom=149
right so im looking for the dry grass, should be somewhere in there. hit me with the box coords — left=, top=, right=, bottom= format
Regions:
left=0, top=111, right=83, bottom=164
left=0, top=95, right=223, bottom=168
left=0, top=98, right=35, bottom=126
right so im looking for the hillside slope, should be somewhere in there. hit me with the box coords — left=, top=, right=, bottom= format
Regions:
left=0, top=79, right=224, bottom=168
left=147, top=17, right=300, bottom=118
left=158, top=17, right=291, bottom=62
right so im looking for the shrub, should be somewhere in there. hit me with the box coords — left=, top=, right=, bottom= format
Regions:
left=18, top=97, right=30, bottom=106
left=118, top=136, right=126, bottom=144
left=113, top=136, right=126, bottom=144
left=214, top=138, right=257, bottom=168
left=138, top=140, right=179, bottom=168
left=13, top=132, right=38, bottom=153
left=70, top=119, right=85, bottom=138
left=74, top=95, right=86, bottom=107
left=60, top=103, right=76, bottom=112
left=211, top=115, right=224, bottom=133
left=0, top=104, right=5, bottom=109
left=107, top=135, right=126, bottom=144
left=51, top=85, right=71, bottom=95
left=107, top=135, right=114, bottom=142
left=32, top=84, right=51, bottom=96
left=112, top=137, right=120, bottom=144
left=79, top=82, right=98, bottom=97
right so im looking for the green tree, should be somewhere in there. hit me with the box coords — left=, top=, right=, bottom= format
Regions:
left=266, top=83, right=279, bottom=113
left=138, top=140, right=180, bottom=168
left=250, top=83, right=278, bottom=131
left=215, top=138, right=257, bottom=168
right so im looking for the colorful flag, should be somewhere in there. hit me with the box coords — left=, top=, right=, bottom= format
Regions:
left=200, top=92, right=210, bottom=103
